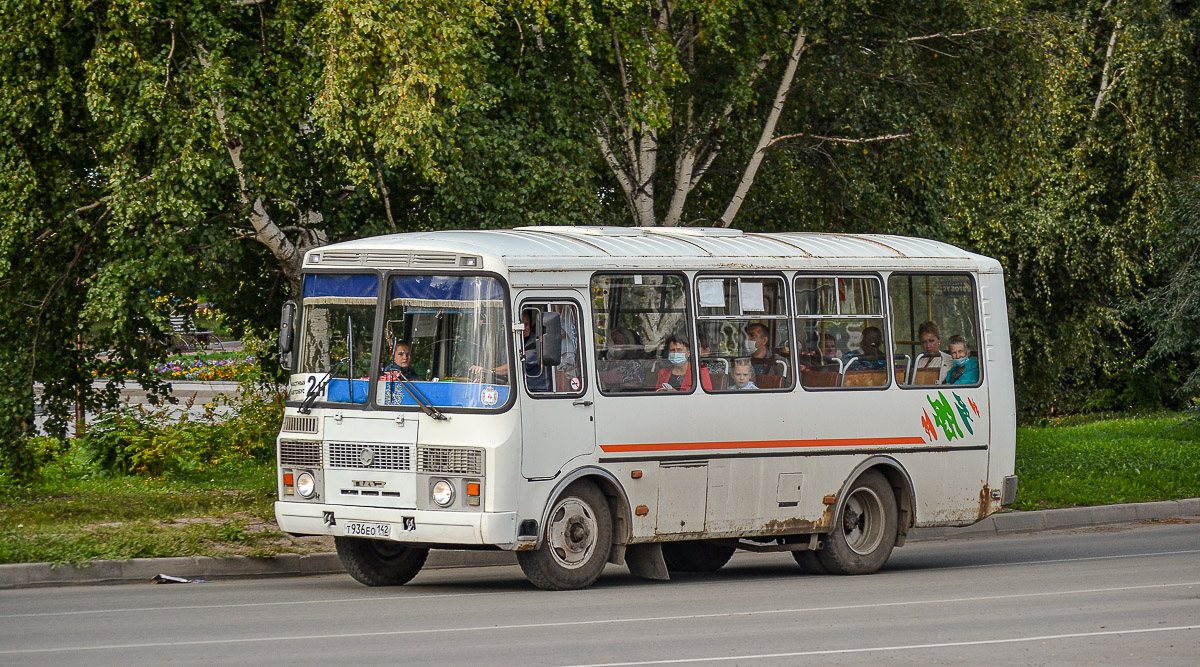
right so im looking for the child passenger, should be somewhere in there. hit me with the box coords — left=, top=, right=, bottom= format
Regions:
left=731, top=358, right=758, bottom=390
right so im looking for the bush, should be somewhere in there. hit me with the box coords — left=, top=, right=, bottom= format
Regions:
left=73, top=382, right=283, bottom=476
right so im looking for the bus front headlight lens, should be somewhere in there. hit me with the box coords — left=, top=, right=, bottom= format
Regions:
left=432, top=480, right=455, bottom=507
left=296, top=472, right=316, bottom=499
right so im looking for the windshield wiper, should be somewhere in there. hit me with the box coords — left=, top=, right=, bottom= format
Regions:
left=387, top=368, right=447, bottom=421
left=298, top=355, right=349, bottom=414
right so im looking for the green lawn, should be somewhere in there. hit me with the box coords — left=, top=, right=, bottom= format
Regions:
left=1013, top=412, right=1200, bottom=510
left=2, top=411, right=1196, bottom=565
left=0, top=462, right=328, bottom=565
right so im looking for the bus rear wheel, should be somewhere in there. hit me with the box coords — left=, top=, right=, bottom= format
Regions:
left=335, top=537, right=429, bottom=586
left=817, top=471, right=898, bottom=575
left=662, top=540, right=737, bottom=573
left=517, top=481, right=612, bottom=591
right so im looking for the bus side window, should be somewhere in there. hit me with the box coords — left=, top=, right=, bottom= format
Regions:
left=796, top=275, right=889, bottom=389
left=695, top=275, right=793, bottom=393
left=887, top=274, right=982, bottom=387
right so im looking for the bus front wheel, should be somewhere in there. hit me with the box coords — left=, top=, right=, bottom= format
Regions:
left=335, top=537, right=429, bottom=586
left=517, top=481, right=612, bottom=590
left=817, top=471, right=898, bottom=575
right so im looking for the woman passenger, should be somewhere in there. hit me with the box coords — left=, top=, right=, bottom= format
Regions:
left=656, top=335, right=713, bottom=392
left=943, top=334, right=980, bottom=385
left=917, top=320, right=953, bottom=382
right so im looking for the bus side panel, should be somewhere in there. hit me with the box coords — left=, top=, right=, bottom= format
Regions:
left=979, top=270, right=1017, bottom=514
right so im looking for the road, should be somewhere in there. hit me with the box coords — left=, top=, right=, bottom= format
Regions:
left=1, top=521, right=1197, bottom=666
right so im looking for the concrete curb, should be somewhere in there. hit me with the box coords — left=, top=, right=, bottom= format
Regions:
left=3, top=499, right=1196, bottom=590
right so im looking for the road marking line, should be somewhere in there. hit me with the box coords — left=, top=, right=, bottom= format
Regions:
left=1, top=581, right=1197, bottom=655
left=3, top=547, right=1197, bottom=620
left=567, top=625, right=1200, bottom=666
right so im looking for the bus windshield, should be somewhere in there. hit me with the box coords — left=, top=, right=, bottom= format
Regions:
left=377, top=275, right=511, bottom=409
left=295, top=273, right=511, bottom=409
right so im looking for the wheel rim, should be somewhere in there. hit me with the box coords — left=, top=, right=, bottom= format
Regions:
left=545, top=496, right=597, bottom=570
left=366, top=540, right=410, bottom=563
left=840, top=486, right=886, bottom=556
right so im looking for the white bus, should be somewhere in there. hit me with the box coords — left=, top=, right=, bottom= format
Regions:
left=274, top=226, right=1017, bottom=590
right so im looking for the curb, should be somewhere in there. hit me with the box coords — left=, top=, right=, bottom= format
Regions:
left=3, top=499, right=1196, bottom=590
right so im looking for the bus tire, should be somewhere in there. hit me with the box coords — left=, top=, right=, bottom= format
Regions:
left=662, top=540, right=736, bottom=573
left=517, top=481, right=612, bottom=591
left=335, top=537, right=429, bottom=586
left=817, top=471, right=898, bottom=575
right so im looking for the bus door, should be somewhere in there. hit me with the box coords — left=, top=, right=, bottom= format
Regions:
left=517, top=295, right=595, bottom=479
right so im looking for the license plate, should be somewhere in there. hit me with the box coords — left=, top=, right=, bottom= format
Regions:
left=343, top=521, right=392, bottom=538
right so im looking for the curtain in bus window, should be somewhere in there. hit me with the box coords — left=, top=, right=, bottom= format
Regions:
left=591, top=274, right=689, bottom=393
left=888, top=274, right=981, bottom=387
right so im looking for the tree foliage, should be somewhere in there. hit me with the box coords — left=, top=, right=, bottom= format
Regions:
left=2, top=0, right=1199, bottom=479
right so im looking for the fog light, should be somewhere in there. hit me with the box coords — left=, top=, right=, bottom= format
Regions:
left=432, top=480, right=455, bottom=507
left=296, top=472, right=316, bottom=499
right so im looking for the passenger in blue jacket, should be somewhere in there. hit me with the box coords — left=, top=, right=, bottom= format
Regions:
left=943, top=334, right=980, bottom=385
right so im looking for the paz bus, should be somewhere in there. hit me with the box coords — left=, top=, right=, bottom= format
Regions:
left=274, top=226, right=1017, bottom=590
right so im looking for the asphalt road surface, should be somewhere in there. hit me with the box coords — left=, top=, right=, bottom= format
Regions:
left=2, top=521, right=1197, bottom=666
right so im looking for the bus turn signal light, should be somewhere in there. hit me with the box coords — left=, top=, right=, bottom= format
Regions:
left=635, top=505, right=649, bottom=516
left=631, top=470, right=643, bottom=479
left=467, top=482, right=480, bottom=496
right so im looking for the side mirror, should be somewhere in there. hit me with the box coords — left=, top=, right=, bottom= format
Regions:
left=538, top=311, right=562, bottom=367
left=279, top=300, right=297, bottom=371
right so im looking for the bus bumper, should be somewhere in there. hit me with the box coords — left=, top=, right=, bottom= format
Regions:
left=275, top=501, right=518, bottom=547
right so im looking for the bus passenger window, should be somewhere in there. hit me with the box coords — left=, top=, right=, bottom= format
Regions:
left=591, top=273, right=689, bottom=394
left=887, top=274, right=982, bottom=387
left=795, top=276, right=890, bottom=389
left=695, top=275, right=792, bottom=392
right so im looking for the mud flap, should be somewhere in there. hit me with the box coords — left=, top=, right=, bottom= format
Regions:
left=625, top=543, right=670, bottom=581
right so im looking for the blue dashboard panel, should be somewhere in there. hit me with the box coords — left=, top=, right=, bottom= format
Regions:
left=325, top=378, right=510, bottom=408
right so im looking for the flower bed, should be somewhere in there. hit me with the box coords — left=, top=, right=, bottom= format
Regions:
left=153, top=354, right=260, bottom=382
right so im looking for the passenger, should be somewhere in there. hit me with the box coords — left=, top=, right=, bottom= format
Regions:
left=943, top=335, right=980, bottom=385
left=656, top=335, right=713, bottom=392
left=821, top=332, right=840, bottom=362
left=846, top=326, right=886, bottom=370
left=697, top=333, right=724, bottom=375
left=730, top=358, right=758, bottom=390
left=597, top=328, right=648, bottom=390
left=743, top=323, right=782, bottom=376
left=916, top=320, right=953, bottom=382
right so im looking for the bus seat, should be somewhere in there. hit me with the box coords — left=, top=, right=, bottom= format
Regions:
left=912, top=368, right=940, bottom=386
left=842, top=369, right=887, bottom=387
left=800, top=367, right=840, bottom=387
left=755, top=374, right=788, bottom=390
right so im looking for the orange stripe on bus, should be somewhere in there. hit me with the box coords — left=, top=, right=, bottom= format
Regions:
left=599, top=437, right=928, bottom=453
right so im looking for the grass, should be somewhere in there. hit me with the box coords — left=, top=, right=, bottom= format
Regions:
left=0, top=462, right=328, bottom=566
left=1012, top=411, right=1200, bottom=510
left=3, top=410, right=1196, bottom=566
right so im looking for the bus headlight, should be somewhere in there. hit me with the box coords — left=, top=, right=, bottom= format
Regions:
left=432, top=480, right=455, bottom=507
left=296, top=472, right=317, bottom=499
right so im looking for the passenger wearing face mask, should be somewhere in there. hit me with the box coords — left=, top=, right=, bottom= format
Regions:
left=743, top=322, right=783, bottom=376
left=655, top=335, right=713, bottom=392
left=942, top=334, right=980, bottom=385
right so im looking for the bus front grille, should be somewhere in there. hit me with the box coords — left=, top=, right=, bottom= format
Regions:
left=279, top=440, right=321, bottom=467
left=281, top=415, right=318, bottom=434
left=418, top=446, right=483, bottom=475
left=328, top=442, right=413, bottom=471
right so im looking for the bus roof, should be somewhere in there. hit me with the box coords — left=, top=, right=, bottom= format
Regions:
left=304, top=227, right=1002, bottom=274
